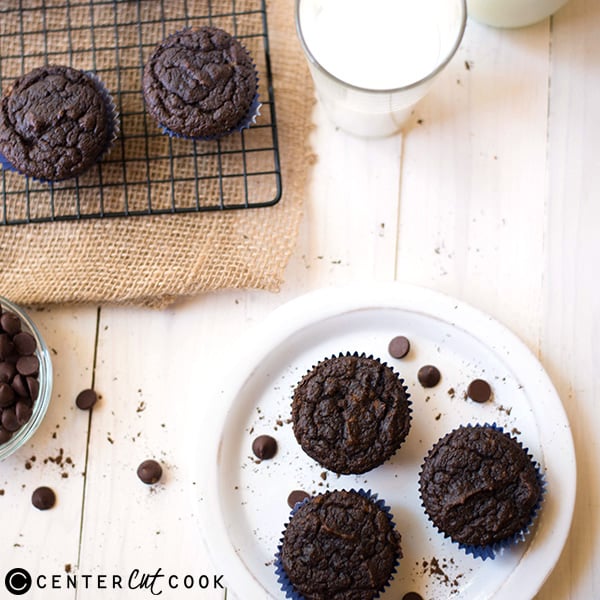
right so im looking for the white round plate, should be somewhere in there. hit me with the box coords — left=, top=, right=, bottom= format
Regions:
left=204, top=284, right=575, bottom=600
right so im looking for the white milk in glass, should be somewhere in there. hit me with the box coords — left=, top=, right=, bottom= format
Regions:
left=467, top=0, right=569, bottom=28
left=297, top=0, right=465, bottom=137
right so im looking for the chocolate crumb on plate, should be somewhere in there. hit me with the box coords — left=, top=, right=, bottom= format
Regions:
left=137, top=459, right=163, bottom=484
left=467, top=379, right=492, bottom=403
left=388, top=335, right=411, bottom=359
left=418, top=365, right=441, bottom=388
left=32, top=486, right=56, bottom=510
left=251, top=434, right=277, bottom=460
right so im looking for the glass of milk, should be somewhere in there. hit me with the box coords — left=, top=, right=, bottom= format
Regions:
left=467, top=0, right=569, bottom=28
left=295, top=0, right=467, bottom=137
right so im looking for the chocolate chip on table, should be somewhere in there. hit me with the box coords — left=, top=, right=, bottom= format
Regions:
left=388, top=335, right=411, bottom=359
left=16, top=355, right=39, bottom=377
left=402, top=593, right=424, bottom=600
left=467, top=378, right=492, bottom=403
left=137, top=459, right=163, bottom=484
left=0, top=311, right=21, bottom=336
left=32, top=486, right=56, bottom=510
left=418, top=365, right=441, bottom=388
left=287, top=490, right=310, bottom=509
left=75, top=389, right=98, bottom=410
left=252, top=434, right=278, bottom=460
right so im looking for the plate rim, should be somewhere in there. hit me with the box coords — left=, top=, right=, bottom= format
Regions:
left=202, top=283, right=576, bottom=600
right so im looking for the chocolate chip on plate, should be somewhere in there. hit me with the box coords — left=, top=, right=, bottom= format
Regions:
left=418, top=365, right=441, bottom=388
left=388, top=335, right=411, bottom=359
left=287, top=490, right=310, bottom=509
left=252, top=434, right=278, bottom=460
left=32, top=486, right=56, bottom=510
left=467, top=378, right=492, bottom=403
left=137, top=459, right=163, bottom=484
left=75, top=388, right=98, bottom=410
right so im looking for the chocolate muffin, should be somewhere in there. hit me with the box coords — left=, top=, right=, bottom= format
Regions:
left=277, top=490, right=401, bottom=600
left=143, top=27, right=258, bottom=139
left=419, top=424, right=543, bottom=558
left=292, top=353, right=411, bottom=474
left=0, top=65, right=116, bottom=181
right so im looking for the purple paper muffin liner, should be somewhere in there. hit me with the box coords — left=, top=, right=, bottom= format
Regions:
left=0, top=69, right=119, bottom=184
left=419, top=423, right=546, bottom=561
left=274, top=488, right=401, bottom=600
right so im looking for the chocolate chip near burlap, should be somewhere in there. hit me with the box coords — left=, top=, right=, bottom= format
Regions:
left=252, top=434, right=278, bottom=460
left=287, top=490, right=310, bottom=509
left=467, top=379, right=492, bottom=403
left=137, top=459, right=163, bottom=484
left=418, top=365, right=441, bottom=388
left=388, top=335, right=411, bottom=359
left=0, top=312, right=21, bottom=336
left=75, top=388, right=98, bottom=410
left=32, top=486, right=56, bottom=510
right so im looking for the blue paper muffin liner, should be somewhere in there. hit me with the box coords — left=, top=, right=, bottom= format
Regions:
left=419, top=423, right=546, bottom=561
left=0, top=68, right=119, bottom=184
left=275, top=489, right=401, bottom=600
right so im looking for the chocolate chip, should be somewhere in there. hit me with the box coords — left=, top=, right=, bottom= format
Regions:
left=287, top=490, right=310, bottom=509
left=16, top=355, right=39, bottom=377
left=418, top=365, right=441, bottom=388
left=137, top=459, right=162, bottom=484
left=0, top=334, right=15, bottom=361
left=13, top=331, right=36, bottom=355
left=11, top=373, right=28, bottom=398
left=32, top=486, right=56, bottom=510
left=388, top=335, right=411, bottom=359
left=1, top=407, right=20, bottom=432
left=26, top=377, right=39, bottom=401
left=402, top=593, right=424, bottom=600
left=15, top=400, right=33, bottom=425
left=0, top=427, right=12, bottom=444
left=75, top=389, right=98, bottom=410
left=0, top=311, right=21, bottom=335
left=467, top=378, right=492, bottom=403
left=0, top=382, right=15, bottom=407
left=0, top=362, right=16, bottom=383
left=252, top=434, right=277, bottom=460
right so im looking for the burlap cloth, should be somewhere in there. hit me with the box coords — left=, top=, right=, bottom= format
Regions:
left=0, top=0, right=312, bottom=308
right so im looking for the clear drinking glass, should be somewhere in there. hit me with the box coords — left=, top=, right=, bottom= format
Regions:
left=467, top=0, right=569, bottom=28
left=295, top=0, right=467, bottom=137
left=0, top=297, right=52, bottom=460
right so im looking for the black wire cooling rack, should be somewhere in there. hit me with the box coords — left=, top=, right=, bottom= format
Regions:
left=0, top=0, right=282, bottom=225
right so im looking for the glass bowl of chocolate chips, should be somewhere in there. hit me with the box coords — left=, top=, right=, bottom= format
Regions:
left=0, top=297, right=52, bottom=460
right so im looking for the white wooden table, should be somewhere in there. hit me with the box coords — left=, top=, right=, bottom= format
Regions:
left=2, top=1, right=598, bottom=598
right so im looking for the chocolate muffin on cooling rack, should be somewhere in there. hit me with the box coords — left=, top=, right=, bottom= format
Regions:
left=0, top=65, right=117, bottom=182
left=142, top=26, right=259, bottom=140
left=292, top=352, right=412, bottom=474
